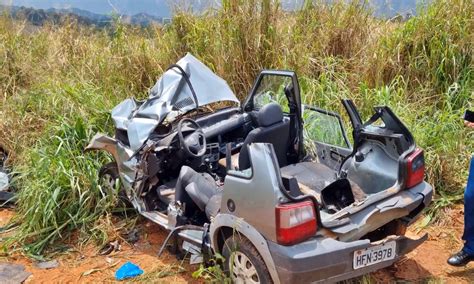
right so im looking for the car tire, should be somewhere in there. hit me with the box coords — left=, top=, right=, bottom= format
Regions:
left=98, top=162, right=131, bottom=209
left=222, top=235, right=272, bottom=284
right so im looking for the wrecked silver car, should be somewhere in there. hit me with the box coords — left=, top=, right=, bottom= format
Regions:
left=85, top=53, right=433, bottom=283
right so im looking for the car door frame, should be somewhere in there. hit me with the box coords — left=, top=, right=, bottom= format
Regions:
left=243, top=70, right=304, bottom=162
left=302, top=104, right=352, bottom=170
left=243, top=70, right=302, bottom=113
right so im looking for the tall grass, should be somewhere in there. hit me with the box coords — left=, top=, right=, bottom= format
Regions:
left=12, top=117, right=114, bottom=256
left=0, top=0, right=472, bottom=255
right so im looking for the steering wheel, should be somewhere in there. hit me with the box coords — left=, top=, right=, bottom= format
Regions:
left=177, top=118, right=207, bottom=158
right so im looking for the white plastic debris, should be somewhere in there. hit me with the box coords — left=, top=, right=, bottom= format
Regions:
left=0, top=172, right=8, bottom=192
left=35, top=260, right=59, bottom=269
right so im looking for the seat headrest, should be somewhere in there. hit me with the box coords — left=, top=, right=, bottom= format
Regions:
left=258, top=103, right=283, bottom=127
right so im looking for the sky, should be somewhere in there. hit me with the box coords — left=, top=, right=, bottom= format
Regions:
left=0, top=0, right=421, bottom=18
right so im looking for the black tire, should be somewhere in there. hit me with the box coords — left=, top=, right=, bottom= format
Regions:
left=222, top=235, right=272, bottom=284
left=98, top=162, right=131, bottom=209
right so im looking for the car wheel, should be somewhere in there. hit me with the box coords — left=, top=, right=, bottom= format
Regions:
left=98, top=162, right=131, bottom=208
left=222, top=235, right=272, bottom=284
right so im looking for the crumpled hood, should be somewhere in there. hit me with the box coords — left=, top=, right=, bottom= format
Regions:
left=111, top=53, right=239, bottom=151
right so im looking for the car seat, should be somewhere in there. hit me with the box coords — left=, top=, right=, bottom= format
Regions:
left=238, top=103, right=290, bottom=170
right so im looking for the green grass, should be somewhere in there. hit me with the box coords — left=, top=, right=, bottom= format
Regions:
left=7, top=117, right=115, bottom=257
left=0, top=0, right=472, bottom=255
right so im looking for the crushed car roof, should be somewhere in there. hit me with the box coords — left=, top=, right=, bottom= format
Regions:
left=150, top=53, right=239, bottom=108
left=112, top=53, right=239, bottom=150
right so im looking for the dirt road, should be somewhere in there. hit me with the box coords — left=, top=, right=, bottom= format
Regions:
left=1, top=206, right=473, bottom=283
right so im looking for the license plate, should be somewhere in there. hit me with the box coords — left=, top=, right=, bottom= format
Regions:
left=353, top=241, right=396, bottom=269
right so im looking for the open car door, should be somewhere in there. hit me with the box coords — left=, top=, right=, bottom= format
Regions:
left=302, top=105, right=352, bottom=170
left=243, top=70, right=304, bottom=163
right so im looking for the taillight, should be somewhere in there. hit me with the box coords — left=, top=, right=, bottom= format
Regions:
left=275, top=200, right=317, bottom=245
left=405, top=148, right=425, bottom=188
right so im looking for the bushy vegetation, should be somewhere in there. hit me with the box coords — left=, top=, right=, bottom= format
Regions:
left=0, top=0, right=472, bottom=255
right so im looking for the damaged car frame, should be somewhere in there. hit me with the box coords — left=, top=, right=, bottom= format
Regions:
left=85, top=54, right=433, bottom=283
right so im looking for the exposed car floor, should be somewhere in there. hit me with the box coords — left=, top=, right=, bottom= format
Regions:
left=281, top=162, right=366, bottom=200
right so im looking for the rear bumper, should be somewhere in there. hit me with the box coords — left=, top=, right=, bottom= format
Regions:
left=268, top=181, right=433, bottom=283
left=269, top=233, right=427, bottom=283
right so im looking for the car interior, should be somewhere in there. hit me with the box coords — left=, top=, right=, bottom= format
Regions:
left=215, top=102, right=291, bottom=170
left=124, top=101, right=297, bottom=221
left=135, top=100, right=347, bottom=223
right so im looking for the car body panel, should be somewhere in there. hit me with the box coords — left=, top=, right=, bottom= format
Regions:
left=210, top=213, right=281, bottom=284
left=84, top=134, right=137, bottom=188
left=209, top=144, right=432, bottom=283
left=268, top=233, right=428, bottom=283
left=327, top=181, right=432, bottom=241
left=221, top=143, right=285, bottom=242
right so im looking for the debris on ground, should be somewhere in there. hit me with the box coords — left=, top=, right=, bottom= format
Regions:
left=0, top=147, right=15, bottom=205
left=98, top=240, right=121, bottom=255
left=0, top=148, right=6, bottom=167
left=35, top=260, right=59, bottom=270
left=0, top=148, right=9, bottom=192
left=0, top=210, right=196, bottom=283
left=0, top=191, right=14, bottom=205
left=0, top=172, right=8, bottom=192
left=82, top=260, right=120, bottom=277
left=124, top=228, right=140, bottom=244
left=115, top=261, right=143, bottom=280
left=0, top=262, right=31, bottom=283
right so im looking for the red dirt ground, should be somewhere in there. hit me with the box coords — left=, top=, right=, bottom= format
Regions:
left=1, top=206, right=473, bottom=283
left=372, top=205, right=474, bottom=283
left=0, top=210, right=198, bottom=283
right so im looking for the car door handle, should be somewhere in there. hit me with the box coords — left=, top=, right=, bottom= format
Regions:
left=330, top=149, right=346, bottom=161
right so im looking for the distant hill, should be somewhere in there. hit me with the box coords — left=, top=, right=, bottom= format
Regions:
left=280, top=0, right=422, bottom=18
left=46, top=7, right=111, bottom=23
left=121, top=12, right=164, bottom=26
left=0, top=5, right=103, bottom=26
left=8, top=0, right=172, bottom=19
left=369, top=0, right=422, bottom=18
left=0, top=5, right=165, bottom=27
